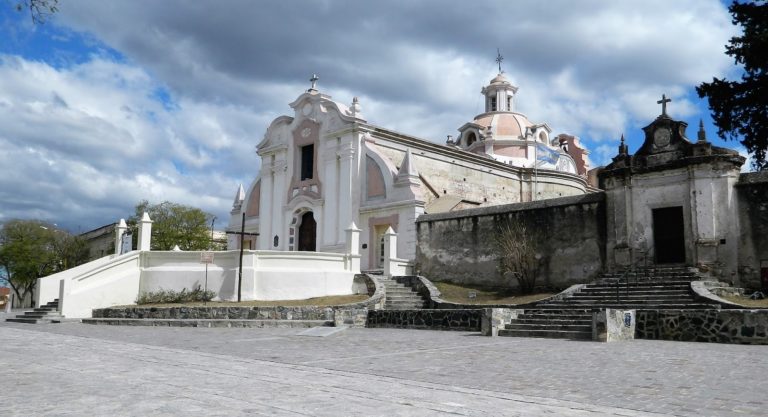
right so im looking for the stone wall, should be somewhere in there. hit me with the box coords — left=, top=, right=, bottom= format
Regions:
left=93, top=305, right=371, bottom=327
left=736, top=171, right=768, bottom=289
left=636, top=309, right=768, bottom=345
left=366, top=309, right=482, bottom=331
left=415, top=193, right=606, bottom=290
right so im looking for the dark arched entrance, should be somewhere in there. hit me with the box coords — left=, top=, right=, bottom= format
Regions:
left=298, top=211, right=317, bottom=251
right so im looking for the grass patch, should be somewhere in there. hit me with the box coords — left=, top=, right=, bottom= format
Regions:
left=432, top=281, right=554, bottom=305
left=721, top=294, right=768, bottom=308
left=121, top=294, right=369, bottom=308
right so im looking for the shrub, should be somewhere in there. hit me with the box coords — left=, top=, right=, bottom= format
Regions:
left=136, top=285, right=216, bottom=305
left=496, top=220, right=539, bottom=294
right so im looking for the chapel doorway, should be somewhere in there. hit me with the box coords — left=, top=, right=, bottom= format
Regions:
left=297, top=211, right=317, bottom=251
left=373, top=224, right=391, bottom=268
left=652, top=206, right=686, bottom=264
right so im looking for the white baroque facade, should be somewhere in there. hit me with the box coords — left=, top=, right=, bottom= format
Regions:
left=229, top=73, right=594, bottom=270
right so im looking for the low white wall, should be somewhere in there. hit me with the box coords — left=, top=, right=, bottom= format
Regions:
left=37, top=253, right=119, bottom=307
left=47, top=249, right=358, bottom=318
left=60, top=252, right=142, bottom=318
left=140, top=251, right=240, bottom=301
left=251, top=251, right=354, bottom=300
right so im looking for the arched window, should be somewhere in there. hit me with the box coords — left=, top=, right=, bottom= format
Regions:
left=466, top=132, right=477, bottom=147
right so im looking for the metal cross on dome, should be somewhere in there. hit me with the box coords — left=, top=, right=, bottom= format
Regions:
left=657, top=94, right=671, bottom=116
left=309, top=74, right=319, bottom=91
left=495, top=48, right=504, bottom=73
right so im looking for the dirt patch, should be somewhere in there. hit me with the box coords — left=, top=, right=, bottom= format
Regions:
left=432, top=281, right=553, bottom=305
left=721, top=294, right=768, bottom=308
left=124, top=294, right=369, bottom=308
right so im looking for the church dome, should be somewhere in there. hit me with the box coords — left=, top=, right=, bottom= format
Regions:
left=473, top=112, right=534, bottom=140
left=489, top=73, right=511, bottom=85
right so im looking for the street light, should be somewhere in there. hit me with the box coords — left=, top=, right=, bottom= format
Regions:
left=210, top=216, right=217, bottom=250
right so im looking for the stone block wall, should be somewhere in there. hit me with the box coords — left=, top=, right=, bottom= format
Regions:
left=636, top=309, right=768, bottom=345
left=415, top=193, right=606, bottom=290
left=736, top=171, right=768, bottom=289
left=366, top=309, right=482, bottom=331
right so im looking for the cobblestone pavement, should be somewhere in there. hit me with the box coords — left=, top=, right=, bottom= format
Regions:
left=0, top=322, right=765, bottom=416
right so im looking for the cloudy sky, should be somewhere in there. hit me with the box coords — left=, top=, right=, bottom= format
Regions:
left=0, top=0, right=745, bottom=233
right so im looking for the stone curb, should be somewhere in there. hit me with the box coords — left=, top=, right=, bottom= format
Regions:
left=82, top=318, right=334, bottom=328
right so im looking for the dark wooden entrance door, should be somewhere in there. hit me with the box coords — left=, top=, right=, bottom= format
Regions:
left=298, top=212, right=316, bottom=251
left=652, top=206, right=686, bottom=264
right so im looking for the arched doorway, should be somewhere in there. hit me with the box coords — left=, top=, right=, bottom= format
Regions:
left=297, top=211, right=317, bottom=251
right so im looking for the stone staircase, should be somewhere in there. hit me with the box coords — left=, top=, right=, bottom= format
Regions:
left=500, top=266, right=720, bottom=340
left=5, top=299, right=64, bottom=324
left=379, top=277, right=427, bottom=310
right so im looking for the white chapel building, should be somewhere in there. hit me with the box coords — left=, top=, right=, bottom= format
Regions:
left=228, top=72, right=595, bottom=270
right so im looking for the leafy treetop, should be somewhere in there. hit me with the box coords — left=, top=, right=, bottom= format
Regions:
left=697, top=1, right=768, bottom=170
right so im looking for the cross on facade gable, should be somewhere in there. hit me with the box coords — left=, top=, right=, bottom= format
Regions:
left=657, top=94, right=671, bottom=116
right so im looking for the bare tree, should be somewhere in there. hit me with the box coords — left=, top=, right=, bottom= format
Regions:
left=15, top=0, right=59, bottom=24
left=496, top=219, right=539, bottom=294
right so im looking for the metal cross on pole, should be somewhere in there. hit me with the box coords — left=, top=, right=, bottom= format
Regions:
left=657, top=94, right=671, bottom=116
left=225, top=212, right=259, bottom=302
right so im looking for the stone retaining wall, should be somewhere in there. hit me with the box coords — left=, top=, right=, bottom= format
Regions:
left=416, top=193, right=606, bottom=290
left=93, top=306, right=369, bottom=327
left=366, top=309, right=482, bottom=331
left=636, top=309, right=768, bottom=344
left=92, top=274, right=384, bottom=327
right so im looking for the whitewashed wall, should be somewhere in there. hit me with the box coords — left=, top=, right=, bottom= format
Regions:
left=37, top=249, right=359, bottom=318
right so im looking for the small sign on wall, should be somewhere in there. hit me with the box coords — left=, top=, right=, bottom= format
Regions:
left=120, top=233, right=132, bottom=254
left=200, top=252, right=214, bottom=264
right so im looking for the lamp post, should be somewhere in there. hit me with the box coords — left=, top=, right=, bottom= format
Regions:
left=210, top=216, right=217, bottom=250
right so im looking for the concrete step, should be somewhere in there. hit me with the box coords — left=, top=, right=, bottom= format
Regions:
left=82, top=318, right=334, bottom=328
left=383, top=287, right=418, bottom=293
left=16, top=312, right=59, bottom=319
left=581, top=287, right=692, bottom=292
left=587, top=282, right=693, bottom=289
left=510, top=317, right=592, bottom=326
left=537, top=303, right=716, bottom=310
left=5, top=317, right=64, bottom=324
left=385, top=295, right=425, bottom=302
left=506, top=323, right=592, bottom=332
left=385, top=302, right=425, bottom=307
left=560, top=298, right=697, bottom=304
left=498, top=328, right=592, bottom=340
left=573, top=291, right=694, bottom=297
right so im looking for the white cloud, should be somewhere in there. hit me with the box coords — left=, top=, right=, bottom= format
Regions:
left=0, top=0, right=744, bottom=231
left=0, top=54, right=254, bottom=231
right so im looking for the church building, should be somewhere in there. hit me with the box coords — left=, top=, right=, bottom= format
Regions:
left=228, top=71, right=595, bottom=270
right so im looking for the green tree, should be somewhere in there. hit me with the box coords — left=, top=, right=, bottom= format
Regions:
left=697, top=1, right=768, bottom=170
left=128, top=200, right=219, bottom=251
left=0, top=219, right=87, bottom=307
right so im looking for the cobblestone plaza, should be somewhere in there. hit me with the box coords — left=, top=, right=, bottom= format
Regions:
left=1, top=322, right=765, bottom=416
